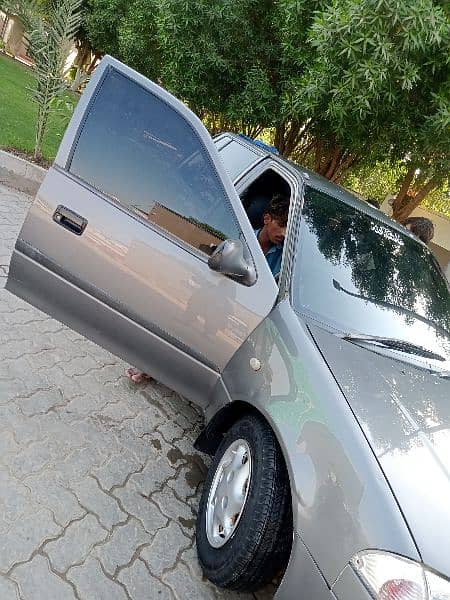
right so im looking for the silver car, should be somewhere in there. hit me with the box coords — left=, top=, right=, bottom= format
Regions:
left=7, top=56, right=450, bottom=599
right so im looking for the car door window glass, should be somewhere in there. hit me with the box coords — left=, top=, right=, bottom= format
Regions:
left=69, top=69, right=241, bottom=255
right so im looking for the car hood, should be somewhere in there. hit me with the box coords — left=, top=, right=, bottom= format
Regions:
left=308, top=322, right=450, bottom=579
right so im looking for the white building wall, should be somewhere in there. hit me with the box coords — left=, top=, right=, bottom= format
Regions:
left=0, top=12, right=28, bottom=59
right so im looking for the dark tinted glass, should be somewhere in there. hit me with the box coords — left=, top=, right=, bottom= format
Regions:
left=293, top=187, right=450, bottom=354
left=217, top=141, right=259, bottom=181
left=70, top=69, right=240, bottom=254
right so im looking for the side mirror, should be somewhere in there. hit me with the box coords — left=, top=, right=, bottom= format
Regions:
left=208, top=239, right=256, bottom=286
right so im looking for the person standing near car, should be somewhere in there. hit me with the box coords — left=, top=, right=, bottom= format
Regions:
left=404, top=216, right=435, bottom=245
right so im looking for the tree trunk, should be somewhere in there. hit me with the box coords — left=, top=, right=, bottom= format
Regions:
left=86, top=52, right=102, bottom=74
left=331, top=154, right=361, bottom=183
left=74, top=41, right=90, bottom=69
left=242, top=123, right=264, bottom=139
left=323, top=146, right=344, bottom=180
left=392, top=175, right=439, bottom=222
left=313, top=142, right=360, bottom=182
left=34, top=105, right=47, bottom=160
left=391, top=167, right=415, bottom=217
left=293, top=139, right=317, bottom=163
left=274, top=122, right=286, bottom=154
left=274, top=120, right=307, bottom=157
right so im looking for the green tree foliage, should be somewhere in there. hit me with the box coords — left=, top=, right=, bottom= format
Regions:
left=0, top=0, right=27, bottom=14
left=154, top=0, right=449, bottom=215
left=84, top=0, right=124, bottom=56
left=343, top=162, right=450, bottom=218
left=22, top=0, right=84, bottom=159
left=84, top=0, right=161, bottom=79
left=282, top=0, right=450, bottom=188
left=155, top=0, right=281, bottom=136
left=389, top=82, right=450, bottom=221
left=10, top=0, right=449, bottom=217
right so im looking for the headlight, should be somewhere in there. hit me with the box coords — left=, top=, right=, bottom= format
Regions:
left=426, top=571, right=450, bottom=600
left=350, top=551, right=450, bottom=599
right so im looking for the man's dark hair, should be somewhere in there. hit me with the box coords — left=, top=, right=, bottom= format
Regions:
left=404, top=216, right=435, bottom=244
left=265, top=194, right=290, bottom=226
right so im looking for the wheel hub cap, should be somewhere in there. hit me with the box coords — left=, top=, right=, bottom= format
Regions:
left=206, top=439, right=252, bottom=548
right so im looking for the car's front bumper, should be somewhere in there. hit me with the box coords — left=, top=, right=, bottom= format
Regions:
left=275, top=533, right=373, bottom=599
left=275, top=533, right=335, bottom=600
left=332, top=565, right=373, bottom=599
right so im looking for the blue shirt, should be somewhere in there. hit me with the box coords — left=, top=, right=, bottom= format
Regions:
left=254, top=228, right=284, bottom=278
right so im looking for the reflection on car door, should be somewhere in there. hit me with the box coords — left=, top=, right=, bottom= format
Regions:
left=7, top=56, right=278, bottom=406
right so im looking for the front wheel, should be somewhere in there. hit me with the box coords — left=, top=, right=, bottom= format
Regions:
left=196, top=412, right=292, bottom=591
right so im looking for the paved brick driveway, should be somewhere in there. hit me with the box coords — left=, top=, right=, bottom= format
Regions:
left=0, top=184, right=274, bottom=600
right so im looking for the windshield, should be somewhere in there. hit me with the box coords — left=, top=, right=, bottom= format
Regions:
left=293, top=186, right=450, bottom=359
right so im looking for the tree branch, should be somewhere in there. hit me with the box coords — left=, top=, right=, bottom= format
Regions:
left=394, top=176, right=440, bottom=222
left=392, top=166, right=415, bottom=216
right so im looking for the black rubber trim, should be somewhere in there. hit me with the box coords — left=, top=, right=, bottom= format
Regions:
left=16, top=238, right=220, bottom=373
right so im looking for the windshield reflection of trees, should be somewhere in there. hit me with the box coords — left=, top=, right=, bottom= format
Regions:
left=302, top=187, right=450, bottom=334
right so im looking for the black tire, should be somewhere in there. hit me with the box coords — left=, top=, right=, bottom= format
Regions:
left=196, top=412, right=292, bottom=591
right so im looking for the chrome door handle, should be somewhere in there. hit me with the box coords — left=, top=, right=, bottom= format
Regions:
left=53, top=205, right=88, bottom=236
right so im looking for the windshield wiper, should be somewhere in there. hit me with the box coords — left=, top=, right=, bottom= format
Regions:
left=340, top=334, right=446, bottom=362
left=332, top=279, right=450, bottom=340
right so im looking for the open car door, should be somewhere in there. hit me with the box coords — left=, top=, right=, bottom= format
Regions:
left=7, top=56, right=278, bottom=406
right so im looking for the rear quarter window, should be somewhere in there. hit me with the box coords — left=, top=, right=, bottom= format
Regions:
left=216, top=139, right=259, bottom=182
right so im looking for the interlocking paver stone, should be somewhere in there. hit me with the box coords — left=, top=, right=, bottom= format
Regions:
left=60, top=355, right=102, bottom=377
left=11, top=438, right=61, bottom=479
left=100, top=398, right=139, bottom=422
left=0, top=508, right=61, bottom=572
left=55, top=445, right=105, bottom=483
left=45, top=514, right=108, bottom=572
left=113, top=481, right=167, bottom=534
left=141, top=521, right=190, bottom=576
left=118, top=558, right=174, bottom=600
left=95, top=517, right=151, bottom=576
left=24, top=473, right=86, bottom=527
left=128, top=404, right=166, bottom=437
left=0, top=576, right=20, bottom=599
left=163, top=562, right=216, bottom=600
left=0, top=467, right=35, bottom=523
left=152, top=486, right=197, bottom=528
left=16, top=388, right=66, bottom=416
left=131, top=456, right=176, bottom=496
left=71, top=476, right=127, bottom=529
left=0, top=377, right=31, bottom=400
left=113, top=425, right=161, bottom=463
left=92, top=450, right=142, bottom=491
left=0, top=430, right=20, bottom=458
left=12, top=555, right=77, bottom=600
left=67, top=557, right=128, bottom=600
left=0, top=184, right=266, bottom=599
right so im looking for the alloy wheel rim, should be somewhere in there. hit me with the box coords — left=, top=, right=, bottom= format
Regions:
left=206, top=439, right=252, bottom=548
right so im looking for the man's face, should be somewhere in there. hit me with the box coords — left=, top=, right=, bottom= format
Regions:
left=263, top=214, right=286, bottom=245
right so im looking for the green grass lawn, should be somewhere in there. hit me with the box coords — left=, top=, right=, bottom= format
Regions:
left=0, top=53, right=77, bottom=161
